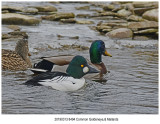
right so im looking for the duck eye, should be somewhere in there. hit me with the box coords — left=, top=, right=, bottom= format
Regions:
left=81, top=64, right=84, bottom=67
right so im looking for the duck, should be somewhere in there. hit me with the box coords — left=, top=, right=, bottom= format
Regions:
left=25, top=55, right=99, bottom=91
left=2, top=39, right=32, bottom=71
left=31, top=40, right=112, bottom=79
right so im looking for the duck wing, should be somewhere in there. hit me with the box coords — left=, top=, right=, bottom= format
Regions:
left=25, top=72, right=69, bottom=86
left=30, top=55, right=74, bottom=74
left=43, top=55, right=74, bottom=65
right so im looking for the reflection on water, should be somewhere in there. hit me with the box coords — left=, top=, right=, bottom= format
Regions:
left=2, top=2, right=158, bottom=114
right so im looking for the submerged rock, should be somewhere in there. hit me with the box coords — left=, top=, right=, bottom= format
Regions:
left=142, top=9, right=158, bottom=22
left=6, top=25, right=21, bottom=31
left=42, top=12, right=75, bottom=21
left=2, top=13, right=41, bottom=25
left=106, top=28, right=133, bottom=39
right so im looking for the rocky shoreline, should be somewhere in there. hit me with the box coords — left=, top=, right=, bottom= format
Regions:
left=2, top=1, right=158, bottom=41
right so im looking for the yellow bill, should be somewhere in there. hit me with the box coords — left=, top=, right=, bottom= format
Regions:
left=104, top=50, right=112, bottom=57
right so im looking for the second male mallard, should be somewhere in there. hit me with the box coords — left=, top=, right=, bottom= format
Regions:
left=31, top=40, right=112, bottom=79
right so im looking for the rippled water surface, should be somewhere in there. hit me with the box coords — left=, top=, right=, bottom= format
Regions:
left=2, top=2, right=158, bottom=114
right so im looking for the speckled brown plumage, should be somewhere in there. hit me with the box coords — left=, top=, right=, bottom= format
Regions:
left=2, top=39, right=32, bottom=71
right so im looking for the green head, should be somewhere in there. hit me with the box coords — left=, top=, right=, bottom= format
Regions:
left=89, top=40, right=112, bottom=64
left=66, top=55, right=99, bottom=79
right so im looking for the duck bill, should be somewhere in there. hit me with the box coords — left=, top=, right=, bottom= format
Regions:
left=87, top=65, right=99, bottom=74
left=103, top=50, right=112, bottom=57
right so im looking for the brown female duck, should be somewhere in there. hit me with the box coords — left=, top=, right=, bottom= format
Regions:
left=2, top=39, right=32, bottom=71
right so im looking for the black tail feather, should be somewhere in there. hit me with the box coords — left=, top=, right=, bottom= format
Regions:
left=34, top=60, right=54, bottom=72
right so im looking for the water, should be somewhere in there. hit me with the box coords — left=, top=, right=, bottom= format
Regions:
left=2, top=2, right=158, bottom=114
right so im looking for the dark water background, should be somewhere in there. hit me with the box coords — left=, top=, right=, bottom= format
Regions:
left=2, top=2, right=158, bottom=114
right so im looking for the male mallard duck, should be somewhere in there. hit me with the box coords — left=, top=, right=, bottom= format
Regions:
left=2, top=39, right=32, bottom=71
left=31, top=40, right=112, bottom=79
left=25, top=55, right=99, bottom=91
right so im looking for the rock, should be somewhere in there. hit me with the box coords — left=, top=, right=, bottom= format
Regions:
left=134, top=7, right=155, bottom=16
left=103, top=4, right=115, bottom=11
left=61, top=44, right=89, bottom=51
left=42, top=12, right=75, bottom=21
left=76, top=20, right=94, bottom=24
left=106, top=28, right=133, bottom=39
left=99, top=22, right=128, bottom=28
left=57, top=34, right=79, bottom=40
left=8, top=31, right=28, bottom=39
left=134, top=29, right=158, bottom=34
left=76, top=14, right=90, bottom=18
left=142, top=9, right=158, bottom=22
left=75, top=6, right=90, bottom=10
left=2, top=10, right=9, bottom=13
left=96, top=25, right=113, bottom=33
left=103, top=4, right=123, bottom=12
left=123, top=3, right=135, bottom=14
left=128, top=21, right=158, bottom=29
left=2, top=5, right=38, bottom=14
left=2, top=5, right=24, bottom=12
left=6, top=25, right=21, bottom=31
left=22, top=7, right=38, bottom=14
left=99, top=11, right=122, bottom=17
left=2, top=13, right=41, bottom=25
left=132, top=2, right=158, bottom=8
left=127, top=15, right=145, bottom=22
left=60, top=18, right=76, bottom=23
left=2, top=34, right=10, bottom=40
left=117, top=9, right=132, bottom=17
left=133, top=36, right=149, bottom=41
left=35, top=6, right=57, bottom=12
left=102, top=29, right=113, bottom=33
left=2, top=31, right=28, bottom=40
